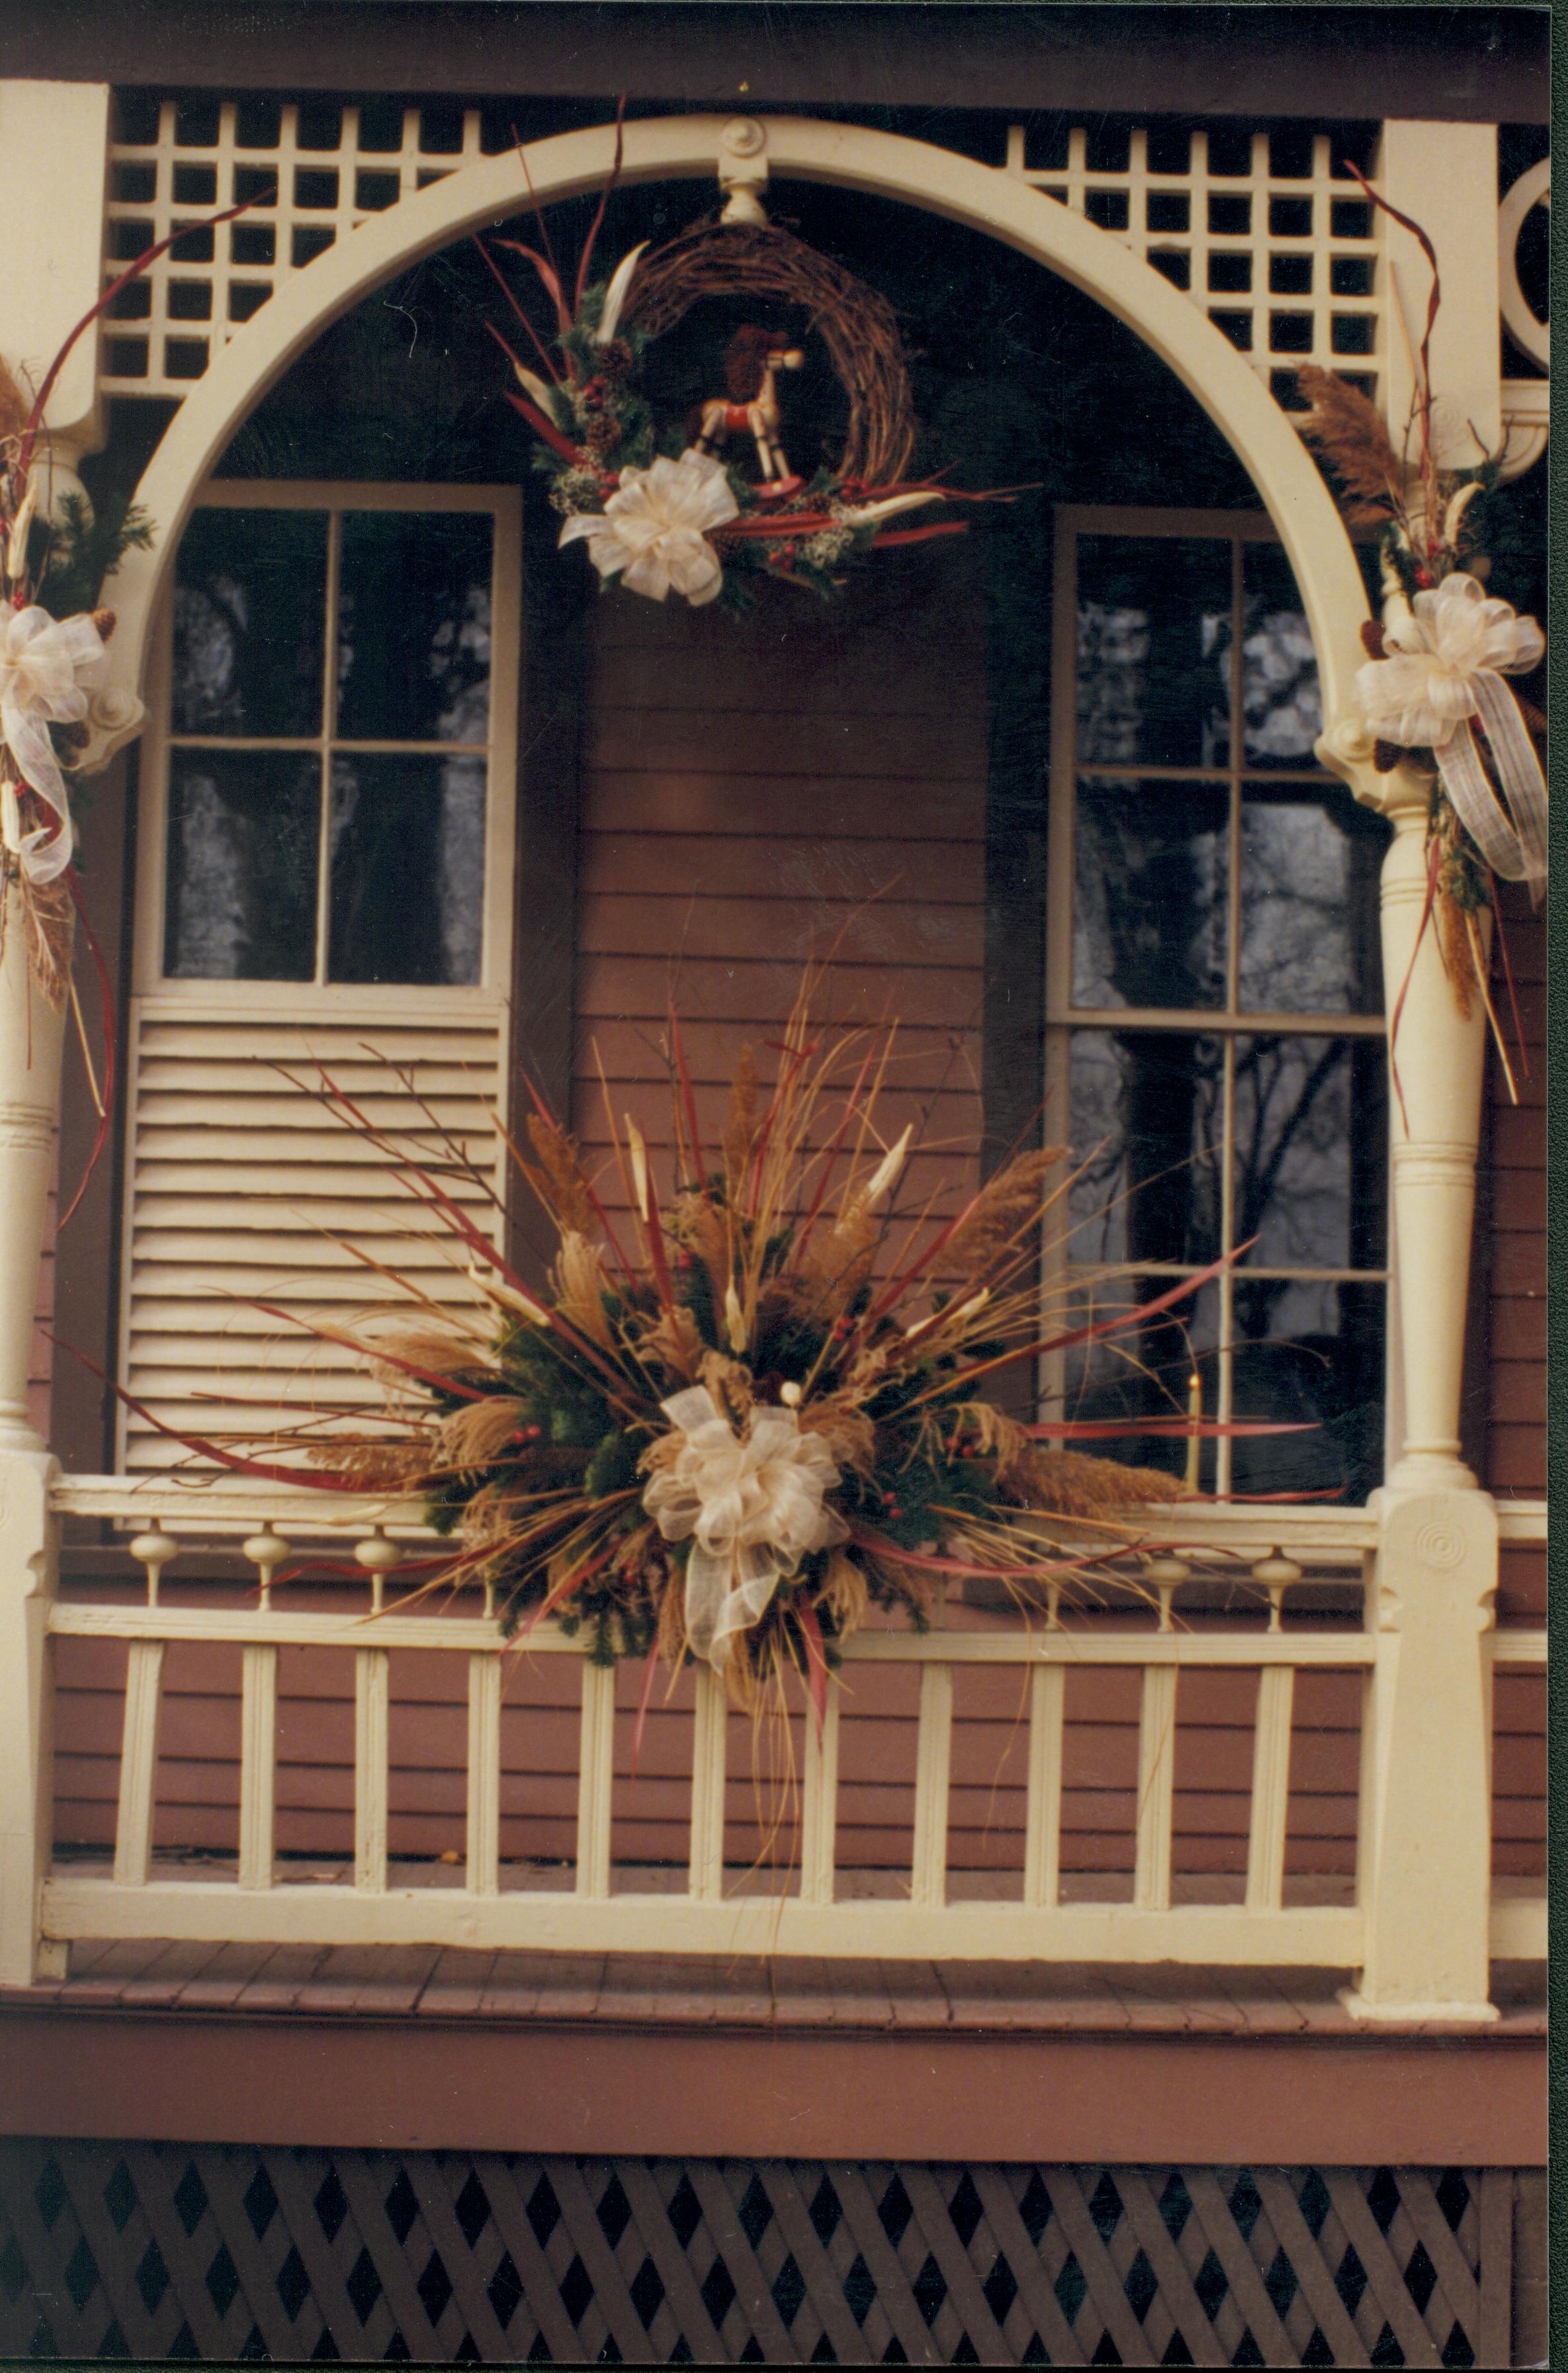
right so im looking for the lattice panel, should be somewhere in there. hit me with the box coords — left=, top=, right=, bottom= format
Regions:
left=102, top=96, right=497, bottom=398
left=99, top=98, right=1382, bottom=410
left=1001, top=124, right=1380, bottom=406
left=0, top=2143, right=1514, bottom=2363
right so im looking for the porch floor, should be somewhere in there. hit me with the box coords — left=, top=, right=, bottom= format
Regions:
left=9, top=1922, right=1546, bottom=2039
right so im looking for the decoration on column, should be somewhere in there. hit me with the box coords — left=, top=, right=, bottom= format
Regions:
left=479, top=113, right=998, bottom=607
left=82, top=974, right=1299, bottom=1717
left=1, top=184, right=271, bottom=1222
left=1296, top=174, right=1547, bottom=1057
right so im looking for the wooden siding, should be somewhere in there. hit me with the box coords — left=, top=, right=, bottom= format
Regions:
left=567, top=539, right=988, bottom=1248
left=1477, top=889, right=1547, bottom=1498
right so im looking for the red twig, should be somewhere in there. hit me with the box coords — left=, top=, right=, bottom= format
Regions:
left=574, top=93, right=629, bottom=318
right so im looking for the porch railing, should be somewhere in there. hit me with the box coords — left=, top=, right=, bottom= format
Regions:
left=6, top=1474, right=1545, bottom=2005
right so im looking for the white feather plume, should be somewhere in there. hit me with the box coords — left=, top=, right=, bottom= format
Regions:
left=594, top=242, right=648, bottom=345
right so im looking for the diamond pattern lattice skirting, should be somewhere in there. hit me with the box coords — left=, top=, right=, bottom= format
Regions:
left=0, top=2144, right=1516, bottom=2364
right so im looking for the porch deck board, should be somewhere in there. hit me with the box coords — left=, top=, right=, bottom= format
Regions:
left=7, top=1934, right=1544, bottom=2036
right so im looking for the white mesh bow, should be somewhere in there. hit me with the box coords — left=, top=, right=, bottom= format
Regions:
left=642, top=1386, right=848, bottom=1670
left=0, top=605, right=107, bottom=883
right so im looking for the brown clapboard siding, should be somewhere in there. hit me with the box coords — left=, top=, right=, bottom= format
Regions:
left=1477, top=891, right=1546, bottom=1498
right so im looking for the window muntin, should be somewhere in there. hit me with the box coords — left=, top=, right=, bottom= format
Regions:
left=1047, top=509, right=1391, bottom=1501
left=160, top=490, right=500, bottom=988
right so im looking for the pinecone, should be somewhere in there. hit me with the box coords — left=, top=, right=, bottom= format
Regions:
left=91, top=607, right=116, bottom=642
left=1360, top=619, right=1386, bottom=660
left=583, top=414, right=622, bottom=457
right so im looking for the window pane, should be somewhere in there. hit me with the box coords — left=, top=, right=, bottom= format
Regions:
left=172, top=507, right=327, bottom=735
left=1239, top=785, right=1388, bottom=1015
left=1067, top=1030, right=1223, bottom=1266
left=1232, top=1034, right=1388, bottom=1271
left=328, top=753, right=485, bottom=985
left=164, top=751, right=319, bottom=979
left=1229, top=1278, right=1386, bottom=1502
left=335, top=510, right=494, bottom=742
left=1073, top=777, right=1228, bottom=1009
left=1241, top=541, right=1322, bottom=767
left=1076, top=535, right=1232, bottom=768
left=1057, top=1274, right=1220, bottom=1486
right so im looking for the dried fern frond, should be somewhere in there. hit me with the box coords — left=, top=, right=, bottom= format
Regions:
left=0, top=356, right=28, bottom=451
left=943, top=1148, right=1066, bottom=1282
left=525, top=1111, right=597, bottom=1235
left=800, top=1396, right=877, bottom=1477
left=1295, top=366, right=1403, bottom=515
left=552, top=1230, right=615, bottom=1345
left=439, top=1397, right=529, bottom=1469
left=721, top=1044, right=759, bottom=1187
left=638, top=1303, right=707, bottom=1382
left=1002, top=1447, right=1188, bottom=1520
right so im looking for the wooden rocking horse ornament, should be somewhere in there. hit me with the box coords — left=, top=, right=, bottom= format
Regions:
left=694, top=324, right=805, bottom=497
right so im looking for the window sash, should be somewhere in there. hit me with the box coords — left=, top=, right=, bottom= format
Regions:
left=134, top=477, right=521, bottom=1008
left=1042, top=503, right=1393, bottom=1496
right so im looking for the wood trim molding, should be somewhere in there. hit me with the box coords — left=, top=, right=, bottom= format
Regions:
left=0, top=2006, right=1546, bottom=2165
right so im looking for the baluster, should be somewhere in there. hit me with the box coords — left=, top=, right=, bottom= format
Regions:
left=910, top=1661, right=953, bottom=1911
left=1246, top=1552, right=1301, bottom=1912
left=576, top=1660, right=615, bottom=1900
left=130, top=1528, right=179, bottom=1610
left=355, top=1650, right=390, bottom=1892
left=114, top=1640, right=165, bottom=1887
left=1133, top=1555, right=1187, bottom=1912
left=466, top=1654, right=502, bottom=1897
left=243, top=1528, right=290, bottom=1612
left=1134, top=1661, right=1180, bottom=1913
left=353, top=1528, right=400, bottom=1891
left=689, top=1665, right=727, bottom=1904
left=238, top=1645, right=277, bottom=1890
left=799, top=1677, right=840, bottom=1907
left=237, top=1530, right=286, bottom=1891
left=354, top=1524, right=402, bottom=1613
left=112, top=1531, right=179, bottom=1888
left=1024, top=1660, right=1066, bottom=1910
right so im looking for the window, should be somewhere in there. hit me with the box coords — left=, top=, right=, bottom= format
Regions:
left=150, top=482, right=518, bottom=994
left=1045, top=510, right=1391, bottom=1501
left=120, top=484, right=519, bottom=1471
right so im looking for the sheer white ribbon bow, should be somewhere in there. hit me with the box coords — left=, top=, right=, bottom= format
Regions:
left=559, top=449, right=738, bottom=607
left=642, top=1387, right=848, bottom=1670
left=1354, top=574, right=1547, bottom=894
left=0, top=605, right=107, bottom=883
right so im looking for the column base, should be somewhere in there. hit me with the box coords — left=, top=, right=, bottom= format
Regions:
left=1383, top=1451, right=1479, bottom=1493
left=1338, top=1986, right=1500, bottom=2026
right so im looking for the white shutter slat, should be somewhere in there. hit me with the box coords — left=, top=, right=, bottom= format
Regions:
left=118, top=1011, right=508, bottom=1467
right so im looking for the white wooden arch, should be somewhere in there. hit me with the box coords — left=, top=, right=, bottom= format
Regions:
left=93, top=111, right=1381, bottom=804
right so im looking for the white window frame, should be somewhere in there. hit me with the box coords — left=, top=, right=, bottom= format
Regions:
left=131, top=477, right=521, bottom=1012
left=117, top=480, right=522, bottom=1473
left=1042, top=502, right=1395, bottom=1494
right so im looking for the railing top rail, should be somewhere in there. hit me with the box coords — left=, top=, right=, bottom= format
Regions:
left=50, top=1471, right=1418, bottom=1553
left=48, top=1601, right=1379, bottom=1663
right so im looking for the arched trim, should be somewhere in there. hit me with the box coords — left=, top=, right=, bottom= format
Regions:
left=95, top=112, right=1379, bottom=803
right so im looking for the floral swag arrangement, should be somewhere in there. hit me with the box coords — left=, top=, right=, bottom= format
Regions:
left=1297, top=175, right=1547, bottom=1048
left=481, top=126, right=994, bottom=611
left=110, top=983, right=1273, bottom=1711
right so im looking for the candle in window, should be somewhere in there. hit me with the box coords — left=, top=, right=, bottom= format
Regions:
left=1184, top=1370, right=1203, bottom=1492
